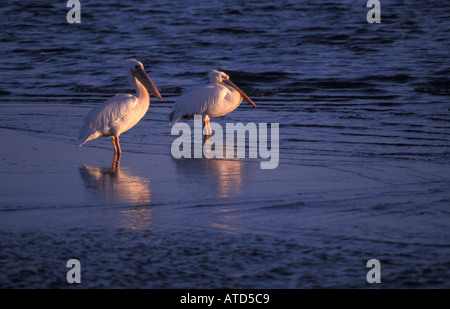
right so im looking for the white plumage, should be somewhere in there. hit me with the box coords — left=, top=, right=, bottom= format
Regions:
left=79, top=59, right=162, bottom=154
left=169, top=70, right=256, bottom=135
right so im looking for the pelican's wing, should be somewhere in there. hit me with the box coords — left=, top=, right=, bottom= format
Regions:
left=169, top=84, right=224, bottom=124
left=79, top=93, right=137, bottom=144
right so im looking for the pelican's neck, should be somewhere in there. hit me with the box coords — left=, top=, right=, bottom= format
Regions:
left=128, top=71, right=149, bottom=104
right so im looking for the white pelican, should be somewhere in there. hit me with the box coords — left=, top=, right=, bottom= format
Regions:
left=79, top=58, right=162, bottom=155
left=169, top=70, right=257, bottom=135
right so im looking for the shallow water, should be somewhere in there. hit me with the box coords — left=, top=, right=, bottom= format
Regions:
left=0, top=0, right=449, bottom=288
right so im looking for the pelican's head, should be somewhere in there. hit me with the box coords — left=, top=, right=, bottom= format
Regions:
left=127, top=58, right=162, bottom=101
left=208, top=70, right=257, bottom=108
left=208, top=70, right=229, bottom=84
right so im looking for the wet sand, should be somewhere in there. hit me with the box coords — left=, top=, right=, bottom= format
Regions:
left=0, top=127, right=403, bottom=230
left=1, top=128, right=449, bottom=288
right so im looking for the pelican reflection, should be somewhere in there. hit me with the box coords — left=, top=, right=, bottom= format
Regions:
left=79, top=155, right=151, bottom=205
left=174, top=138, right=252, bottom=199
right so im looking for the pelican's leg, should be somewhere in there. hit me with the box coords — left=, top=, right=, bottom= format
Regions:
left=203, top=116, right=212, bottom=136
left=115, top=136, right=122, bottom=154
left=111, top=136, right=122, bottom=155
left=111, top=137, right=118, bottom=153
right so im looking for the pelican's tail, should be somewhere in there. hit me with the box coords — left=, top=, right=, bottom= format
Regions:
left=169, top=110, right=183, bottom=125
left=79, top=123, right=99, bottom=147
left=79, top=139, right=87, bottom=147
left=79, top=132, right=100, bottom=147
left=169, top=111, right=175, bottom=125
left=79, top=124, right=90, bottom=146
left=79, top=136, right=88, bottom=147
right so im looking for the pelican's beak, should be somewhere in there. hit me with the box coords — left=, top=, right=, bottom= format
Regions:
left=222, top=79, right=257, bottom=108
left=132, top=67, right=163, bottom=101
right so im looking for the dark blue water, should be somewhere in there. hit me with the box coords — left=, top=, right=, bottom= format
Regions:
left=0, top=0, right=449, bottom=288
